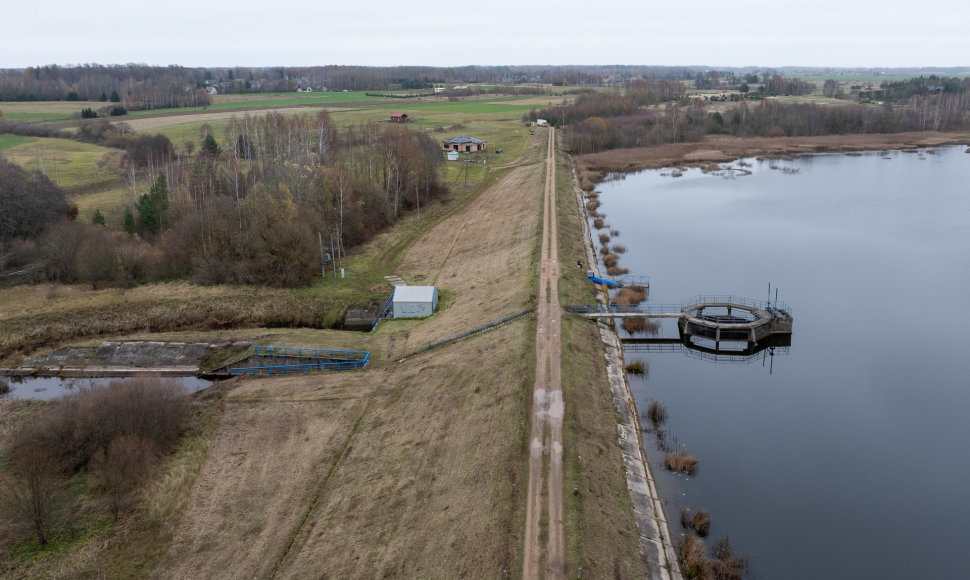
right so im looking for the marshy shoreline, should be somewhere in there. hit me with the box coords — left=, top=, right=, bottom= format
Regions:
left=575, top=130, right=970, bottom=183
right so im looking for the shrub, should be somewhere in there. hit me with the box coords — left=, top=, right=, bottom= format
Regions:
left=598, top=232, right=610, bottom=244
left=593, top=218, right=604, bottom=229
left=81, top=107, right=98, bottom=119
left=606, top=266, right=629, bottom=276
left=0, top=377, right=9, bottom=394
left=13, top=377, right=187, bottom=473
left=691, top=509, right=712, bottom=537
left=665, top=450, right=698, bottom=475
left=89, top=434, right=155, bottom=520
left=679, top=532, right=711, bottom=579
left=610, top=229, right=620, bottom=236
left=647, top=400, right=667, bottom=427
left=622, top=316, right=657, bottom=334
left=712, top=536, right=748, bottom=580
left=615, top=285, right=647, bottom=305
left=624, top=359, right=646, bottom=374
left=586, top=199, right=601, bottom=212
left=2, top=444, right=69, bottom=546
left=110, top=106, right=127, bottom=116
left=603, top=253, right=619, bottom=268
left=612, top=244, right=627, bottom=254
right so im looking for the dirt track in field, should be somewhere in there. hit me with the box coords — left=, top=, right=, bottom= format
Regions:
left=523, top=127, right=565, bottom=579
left=153, top=132, right=550, bottom=578
left=397, top=162, right=543, bottom=351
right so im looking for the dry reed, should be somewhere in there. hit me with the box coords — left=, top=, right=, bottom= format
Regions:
left=647, top=400, right=667, bottom=427
left=611, top=244, right=626, bottom=254
left=593, top=218, right=604, bottom=229
left=624, top=359, right=646, bottom=374
left=665, top=450, right=698, bottom=475
left=606, top=266, right=629, bottom=276
left=602, top=254, right=618, bottom=268
left=598, top=233, right=610, bottom=244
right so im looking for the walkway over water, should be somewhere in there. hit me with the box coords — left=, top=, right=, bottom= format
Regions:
left=568, top=295, right=793, bottom=345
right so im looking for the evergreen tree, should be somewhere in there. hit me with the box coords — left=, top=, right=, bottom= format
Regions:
left=110, top=90, right=120, bottom=103
left=92, top=209, right=106, bottom=226
left=136, top=174, right=169, bottom=236
left=99, top=92, right=108, bottom=102
left=122, top=207, right=136, bottom=235
left=201, top=134, right=220, bottom=157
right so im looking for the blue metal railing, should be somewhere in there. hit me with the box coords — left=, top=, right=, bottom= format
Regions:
left=228, top=346, right=370, bottom=377
left=419, top=310, right=530, bottom=353
left=370, top=297, right=394, bottom=332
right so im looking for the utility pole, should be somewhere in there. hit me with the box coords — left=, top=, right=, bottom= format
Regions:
left=329, top=232, right=337, bottom=278
left=318, top=231, right=326, bottom=278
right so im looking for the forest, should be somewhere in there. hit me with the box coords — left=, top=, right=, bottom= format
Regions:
left=0, top=112, right=443, bottom=288
left=541, top=76, right=970, bottom=154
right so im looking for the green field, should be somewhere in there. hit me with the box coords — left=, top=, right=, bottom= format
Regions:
left=1, top=137, right=121, bottom=189
left=0, top=135, right=32, bottom=149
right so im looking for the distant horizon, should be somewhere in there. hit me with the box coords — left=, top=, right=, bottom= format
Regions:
left=4, top=0, right=968, bottom=71
left=3, top=63, right=969, bottom=73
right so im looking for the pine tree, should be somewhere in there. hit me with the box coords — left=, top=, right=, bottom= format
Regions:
left=201, top=134, right=220, bottom=157
left=123, top=207, right=136, bottom=236
left=110, top=90, right=120, bottom=103
left=136, top=174, right=169, bottom=236
left=92, top=209, right=106, bottom=226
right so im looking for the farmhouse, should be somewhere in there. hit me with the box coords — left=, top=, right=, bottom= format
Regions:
left=442, top=136, right=487, bottom=152
left=390, top=113, right=409, bottom=123
left=392, top=285, right=439, bottom=319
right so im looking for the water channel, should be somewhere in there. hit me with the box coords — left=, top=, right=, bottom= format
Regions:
left=592, top=145, right=970, bottom=578
left=1, top=375, right=212, bottom=400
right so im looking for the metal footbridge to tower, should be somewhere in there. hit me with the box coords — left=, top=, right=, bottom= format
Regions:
left=568, top=295, right=793, bottom=346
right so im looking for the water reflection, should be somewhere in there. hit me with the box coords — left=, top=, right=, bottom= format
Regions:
left=622, top=334, right=791, bottom=366
left=0, top=375, right=212, bottom=400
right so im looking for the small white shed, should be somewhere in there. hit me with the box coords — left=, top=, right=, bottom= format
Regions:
left=392, top=286, right=439, bottom=319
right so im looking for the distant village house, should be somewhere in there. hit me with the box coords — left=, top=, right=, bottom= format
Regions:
left=442, top=136, right=486, bottom=152
left=390, top=113, right=409, bottom=123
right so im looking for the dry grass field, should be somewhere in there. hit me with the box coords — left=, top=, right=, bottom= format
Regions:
left=0, top=97, right=649, bottom=578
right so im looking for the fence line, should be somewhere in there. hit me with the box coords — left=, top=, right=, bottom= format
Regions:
left=418, top=310, right=531, bottom=353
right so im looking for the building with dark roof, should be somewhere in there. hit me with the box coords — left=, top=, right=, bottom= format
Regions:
left=442, top=136, right=487, bottom=152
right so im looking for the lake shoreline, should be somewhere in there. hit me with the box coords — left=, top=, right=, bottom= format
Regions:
left=575, top=131, right=970, bottom=182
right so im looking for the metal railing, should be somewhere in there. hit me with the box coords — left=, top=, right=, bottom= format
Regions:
left=248, top=345, right=370, bottom=361
left=228, top=345, right=370, bottom=377
left=567, top=304, right=683, bottom=315
left=682, top=295, right=792, bottom=314
left=569, top=296, right=793, bottom=316
left=370, top=297, right=394, bottom=332
left=419, top=310, right=530, bottom=353
left=228, top=359, right=368, bottom=376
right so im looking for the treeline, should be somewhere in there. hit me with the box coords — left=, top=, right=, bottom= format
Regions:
left=879, top=75, right=970, bottom=101
left=0, top=113, right=444, bottom=289
left=0, top=64, right=211, bottom=110
left=0, top=63, right=733, bottom=104
left=524, top=80, right=686, bottom=126
left=564, top=87, right=970, bottom=154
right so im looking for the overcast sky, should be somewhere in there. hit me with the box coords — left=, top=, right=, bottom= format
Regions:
left=3, top=0, right=968, bottom=69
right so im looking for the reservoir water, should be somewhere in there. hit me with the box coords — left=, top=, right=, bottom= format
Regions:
left=593, top=145, right=970, bottom=578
